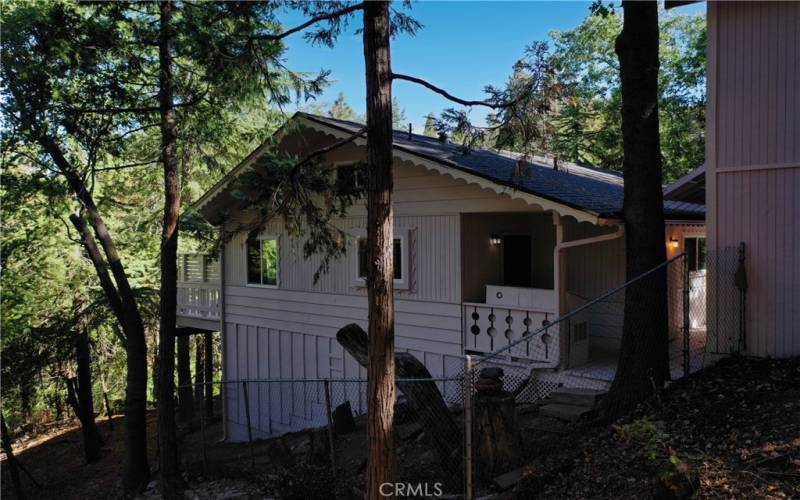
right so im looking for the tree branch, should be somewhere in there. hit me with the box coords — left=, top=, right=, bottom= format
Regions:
left=68, top=87, right=208, bottom=115
left=392, top=72, right=507, bottom=109
left=253, top=2, right=365, bottom=42
left=94, top=157, right=160, bottom=172
left=69, top=213, right=127, bottom=344
left=291, top=125, right=367, bottom=176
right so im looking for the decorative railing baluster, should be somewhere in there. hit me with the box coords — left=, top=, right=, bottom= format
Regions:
left=523, top=312, right=532, bottom=356
left=487, top=308, right=496, bottom=351
left=504, top=309, right=514, bottom=345
left=461, top=302, right=556, bottom=361
left=541, top=313, right=551, bottom=359
left=470, top=306, right=480, bottom=348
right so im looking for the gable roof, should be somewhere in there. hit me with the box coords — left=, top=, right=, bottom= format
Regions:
left=664, top=164, right=705, bottom=204
left=193, top=112, right=705, bottom=224
left=302, top=113, right=704, bottom=220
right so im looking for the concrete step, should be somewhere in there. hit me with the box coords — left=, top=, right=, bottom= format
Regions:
left=538, top=403, right=593, bottom=422
left=549, top=388, right=607, bottom=407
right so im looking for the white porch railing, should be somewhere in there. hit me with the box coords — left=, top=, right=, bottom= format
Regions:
left=177, top=253, right=221, bottom=321
left=177, top=282, right=221, bottom=320
left=462, top=302, right=556, bottom=362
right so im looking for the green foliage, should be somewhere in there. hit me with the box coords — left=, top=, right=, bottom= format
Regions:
left=422, top=113, right=438, bottom=137
left=0, top=0, right=314, bottom=432
left=614, top=417, right=701, bottom=490
left=548, top=8, right=706, bottom=179
left=551, top=100, right=600, bottom=165
left=392, top=97, right=407, bottom=129
left=303, top=92, right=364, bottom=122
left=435, top=8, right=705, bottom=181
left=218, top=123, right=367, bottom=283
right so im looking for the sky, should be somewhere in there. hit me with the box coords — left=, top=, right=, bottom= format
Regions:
left=280, top=1, right=705, bottom=130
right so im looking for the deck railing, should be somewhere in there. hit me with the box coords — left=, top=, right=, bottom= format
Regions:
left=177, top=253, right=221, bottom=320
left=177, top=282, right=221, bottom=320
left=462, top=302, right=556, bottom=363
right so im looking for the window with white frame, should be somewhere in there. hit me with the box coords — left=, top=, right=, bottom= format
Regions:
left=246, top=236, right=278, bottom=286
left=353, top=229, right=410, bottom=289
left=684, top=236, right=706, bottom=273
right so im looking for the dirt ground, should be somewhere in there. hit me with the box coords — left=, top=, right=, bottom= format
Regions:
left=1, top=411, right=160, bottom=500
left=511, top=356, right=800, bottom=499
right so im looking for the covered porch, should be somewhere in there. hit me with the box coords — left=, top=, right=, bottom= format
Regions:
left=458, top=210, right=709, bottom=389
left=459, top=210, right=628, bottom=375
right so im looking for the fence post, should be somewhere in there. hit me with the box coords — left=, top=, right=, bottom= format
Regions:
left=682, top=254, right=691, bottom=377
left=242, top=380, right=255, bottom=468
left=736, top=242, right=747, bottom=353
left=463, top=355, right=473, bottom=500
left=323, top=380, right=337, bottom=474
left=200, top=390, right=208, bottom=474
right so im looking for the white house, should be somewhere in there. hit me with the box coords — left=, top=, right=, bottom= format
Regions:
left=177, top=112, right=706, bottom=440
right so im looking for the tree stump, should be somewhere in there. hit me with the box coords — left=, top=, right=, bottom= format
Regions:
left=475, top=389, right=524, bottom=480
left=332, top=401, right=356, bottom=435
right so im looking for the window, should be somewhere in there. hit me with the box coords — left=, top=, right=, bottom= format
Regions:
left=335, top=163, right=367, bottom=196
left=353, top=229, right=410, bottom=289
left=247, top=237, right=278, bottom=286
left=357, top=237, right=402, bottom=280
left=685, top=236, right=706, bottom=272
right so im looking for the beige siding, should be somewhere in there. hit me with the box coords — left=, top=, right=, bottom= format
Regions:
left=562, top=222, right=704, bottom=350
left=708, top=1, right=800, bottom=357
left=219, top=161, right=556, bottom=439
left=224, top=214, right=461, bottom=303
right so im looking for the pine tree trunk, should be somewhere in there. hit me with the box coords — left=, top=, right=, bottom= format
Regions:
left=152, top=331, right=160, bottom=404
left=362, top=2, right=397, bottom=497
left=66, top=191, right=150, bottom=494
left=157, top=0, right=182, bottom=495
left=74, top=329, right=104, bottom=462
left=1, top=414, right=24, bottom=500
left=603, top=0, right=670, bottom=418
left=177, top=335, right=193, bottom=422
left=204, top=332, right=214, bottom=418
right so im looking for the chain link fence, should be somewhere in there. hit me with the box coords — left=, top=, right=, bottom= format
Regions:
left=174, top=248, right=745, bottom=498
left=176, top=376, right=469, bottom=496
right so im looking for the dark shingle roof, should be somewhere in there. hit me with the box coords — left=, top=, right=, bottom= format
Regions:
left=302, top=113, right=705, bottom=220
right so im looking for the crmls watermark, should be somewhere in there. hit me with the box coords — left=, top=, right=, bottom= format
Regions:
left=379, top=482, right=444, bottom=497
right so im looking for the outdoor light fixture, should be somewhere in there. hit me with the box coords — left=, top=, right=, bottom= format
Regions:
left=490, top=234, right=502, bottom=245
left=669, top=238, right=679, bottom=249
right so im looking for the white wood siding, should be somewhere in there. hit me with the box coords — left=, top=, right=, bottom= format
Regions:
left=220, top=161, right=553, bottom=439
left=708, top=1, right=800, bottom=357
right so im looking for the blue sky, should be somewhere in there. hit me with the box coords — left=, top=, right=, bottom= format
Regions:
left=281, top=1, right=704, bottom=130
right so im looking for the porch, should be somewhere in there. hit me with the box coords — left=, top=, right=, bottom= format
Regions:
left=459, top=211, right=627, bottom=374
left=176, top=253, right=221, bottom=331
left=458, top=211, right=708, bottom=388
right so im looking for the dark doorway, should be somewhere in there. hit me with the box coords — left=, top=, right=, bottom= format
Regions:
left=503, top=235, right=532, bottom=287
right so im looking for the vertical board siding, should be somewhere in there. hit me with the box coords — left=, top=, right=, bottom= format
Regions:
left=709, top=1, right=800, bottom=357
left=716, top=2, right=800, bottom=169
left=224, top=214, right=461, bottom=303
left=222, top=322, right=465, bottom=441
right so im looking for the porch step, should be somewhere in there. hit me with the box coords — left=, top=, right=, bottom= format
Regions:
left=548, top=388, right=606, bottom=407
left=538, top=403, right=593, bottom=422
